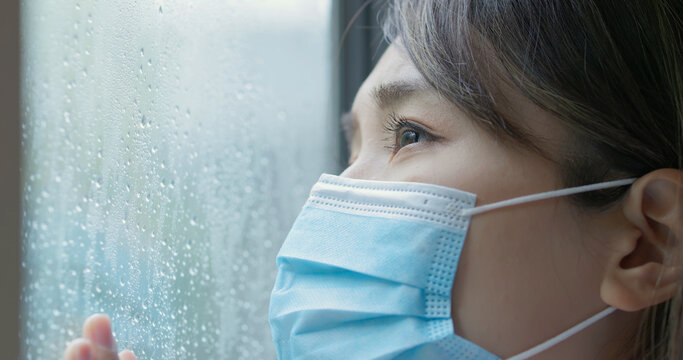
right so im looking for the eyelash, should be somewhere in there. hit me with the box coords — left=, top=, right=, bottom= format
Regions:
left=382, top=113, right=433, bottom=155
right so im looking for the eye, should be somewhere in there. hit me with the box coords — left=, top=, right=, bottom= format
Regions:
left=398, top=129, right=420, bottom=148
left=383, top=113, right=433, bottom=156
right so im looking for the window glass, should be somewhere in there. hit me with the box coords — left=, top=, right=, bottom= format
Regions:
left=20, top=1, right=338, bottom=358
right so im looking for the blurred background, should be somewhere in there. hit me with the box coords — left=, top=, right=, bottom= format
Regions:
left=1, top=1, right=387, bottom=359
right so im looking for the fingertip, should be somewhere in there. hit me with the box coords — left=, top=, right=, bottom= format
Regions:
left=84, top=313, right=111, bottom=327
left=119, top=349, right=137, bottom=360
left=82, top=313, right=116, bottom=352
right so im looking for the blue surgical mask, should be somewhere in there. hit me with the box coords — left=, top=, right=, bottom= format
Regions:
left=269, top=174, right=635, bottom=360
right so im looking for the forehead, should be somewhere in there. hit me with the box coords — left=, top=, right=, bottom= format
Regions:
left=357, top=44, right=425, bottom=99
left=367, top=43, right=423, bottom=82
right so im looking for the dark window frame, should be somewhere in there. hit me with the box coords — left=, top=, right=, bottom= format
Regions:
left=337, top=0, right=388, bottom=163
left=0, top=0, right=21, bottom=358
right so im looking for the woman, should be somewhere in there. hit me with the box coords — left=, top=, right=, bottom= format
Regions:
left=64, top=0, right=682, bottom=359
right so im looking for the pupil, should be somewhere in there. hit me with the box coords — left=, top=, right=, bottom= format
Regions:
left=399, top=131, right=418, bottom=147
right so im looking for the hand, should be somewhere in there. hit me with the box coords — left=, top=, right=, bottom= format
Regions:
left=62, top=314, right=137, bottom=360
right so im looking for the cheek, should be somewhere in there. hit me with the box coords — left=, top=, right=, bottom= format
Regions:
left=450, top=201, right=604, bottom=355
left=383, top=138, right=489, bottom=186
left=387, top=127, right=527, bottom=193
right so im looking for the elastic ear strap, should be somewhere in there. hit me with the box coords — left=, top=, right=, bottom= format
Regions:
left=460, top=178, right=637, bottom=217
left=505, top=307, right=617, bottom=360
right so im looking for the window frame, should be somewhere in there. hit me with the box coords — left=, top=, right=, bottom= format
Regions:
left=337, top=0, right=388, bottom=161
left=0, top=0, right=21, bottom=357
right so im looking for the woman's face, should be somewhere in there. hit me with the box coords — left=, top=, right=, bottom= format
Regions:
left=341, top=43, right=628, bottom=358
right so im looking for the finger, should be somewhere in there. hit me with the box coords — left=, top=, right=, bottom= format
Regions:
left=119, top=350, right=137, bottom=360
left=63, top=338, right=92, bottom=360
left=89, top=343, right=122, bottom=360
left=82, top=314, right=119, bottom=359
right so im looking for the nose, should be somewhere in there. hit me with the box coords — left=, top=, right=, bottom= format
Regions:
left=339, top=154, right=381, bottom=180
left=339, top=162, right=361, bottom=179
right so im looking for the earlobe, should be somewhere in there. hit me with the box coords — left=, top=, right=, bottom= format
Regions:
left=600, top=169, right=683, bottom=312
left=601, top=262, right=681, bottom=311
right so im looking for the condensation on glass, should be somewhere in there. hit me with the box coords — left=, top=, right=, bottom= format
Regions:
left=20, top=1, right=338, bottom=358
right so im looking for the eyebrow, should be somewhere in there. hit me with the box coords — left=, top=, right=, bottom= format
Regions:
left=339, top=79, right=431, bottom=149
left=371, top=80, right=429, bottom=109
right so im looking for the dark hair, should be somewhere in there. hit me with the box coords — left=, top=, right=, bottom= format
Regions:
left=382, top=0, right=682, bottom=358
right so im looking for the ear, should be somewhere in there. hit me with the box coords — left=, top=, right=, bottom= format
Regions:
left=601, top=169, right=683, bottom=311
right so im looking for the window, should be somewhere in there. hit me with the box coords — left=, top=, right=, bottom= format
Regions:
left=20, top=1, right=343, bottom=358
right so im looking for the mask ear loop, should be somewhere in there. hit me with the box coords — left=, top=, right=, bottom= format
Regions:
left=457, top=178, right=634, bottom=359
left=505, top=307, right=617, bottom=360
left=460, top=178, right=637, bottom=217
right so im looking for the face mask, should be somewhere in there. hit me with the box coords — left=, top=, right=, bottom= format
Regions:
left=269, top=174, right=635, bottom=360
